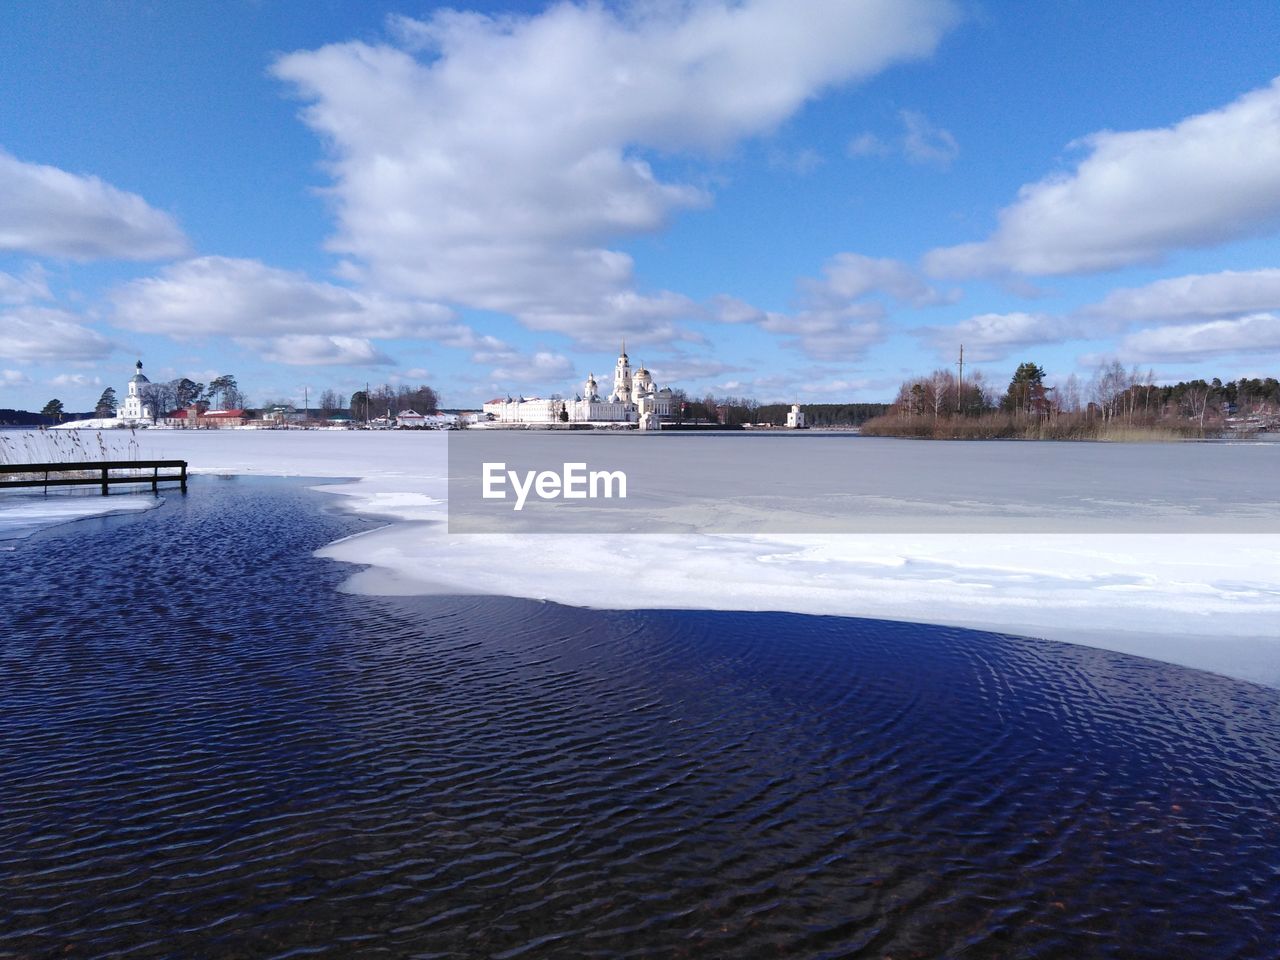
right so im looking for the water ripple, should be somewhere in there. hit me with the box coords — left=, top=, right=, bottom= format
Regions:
left=2, top=476, right=1278, bottom=959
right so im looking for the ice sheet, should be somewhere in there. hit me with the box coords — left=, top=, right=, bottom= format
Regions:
left=0, top=493, right=161, bottom=543
left=24, top=428, right=1280, bottom=687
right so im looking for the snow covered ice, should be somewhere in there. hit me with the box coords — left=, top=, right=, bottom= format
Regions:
left=7, top=428, right=1279, bottom=687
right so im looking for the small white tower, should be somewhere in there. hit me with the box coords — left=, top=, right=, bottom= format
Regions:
left=786, top=403, right=806, bottom=429
left=119, top=360, right=153, bottom=422
left=608, top=341, right=632, bottom=404
left=583, top=372, right=599, bottom=401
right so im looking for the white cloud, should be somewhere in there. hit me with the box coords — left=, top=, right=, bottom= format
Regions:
left=490, top=351, right=575, bottom=385
left=804, top=252, right=952, bottom=307
left=1112, top=313, right=1280, bottom=362
left=241, top=334, right=396, bottom=367
left=645, top=356, right=742, bottom=385
left=1, top=368, right=30, bottom=387
left=900, top=109, right=958, bottom=168
left=916, top=311, right=1075, bottom=362
left=49, top=373, right=102, bottom=388
left=715, top=295, right=885, bottom=360
left=926, top=77, right=1280, bottom=277
left=111, top=256, right=464, bottom=344
left=846, top=131, right=891, bottom=158
left=1083, top=268, right=1280, bottom=324
left=0, top=148, right=188, bottom=261
left=0, top=264, right=51, bottom=304
left=847, top=109, right=957, bottom=167
left=716, top=252, right=951, bottom=359
left=272, top=0, right=959, bottom=343
left=0, top=305, right=113, bottom=362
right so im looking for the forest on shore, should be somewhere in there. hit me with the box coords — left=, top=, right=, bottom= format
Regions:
left=859, top=361, right=1280, bottom=440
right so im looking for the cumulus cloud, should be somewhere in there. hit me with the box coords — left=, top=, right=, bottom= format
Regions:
left=111, top=256, right=465, bottom=347
left=916, top=311, right=1077, bottom=362
left=242, top=335, right=396, bottom=367
left=717, top=252, right=952, bottom=358
left=715, top=294, right=884, bottom=360
left=0, top=306, right=113, bottom=362
left=1111, top=313, right=1280, bottom=362
left=490, top=351, right=576, bottom=385
left=805, top=252, right=953, bottom=307
left=1, top=369, right=30, bottom=387
left=0, top=148, right=188, bottom=261
left=1083, top=268, right=1280, bottom=325
left=926, top=77, right=1280, bottom=277
left=49, top=373, right=102, bottom=388
left=645, top=356, right=743, bottom=385
left=272, top=0, right=959, bottom=343
left=0, top=264, right=51, bottom=304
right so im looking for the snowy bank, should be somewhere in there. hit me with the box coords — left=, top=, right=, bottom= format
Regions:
left=13, top=428, right=1280, bottom=687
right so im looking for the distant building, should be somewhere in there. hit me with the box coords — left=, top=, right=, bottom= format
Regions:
left=483, top=345, right=679, bottom=426
left=200, top=410, right=248, bottom=428
left=396, top=409, right=457, bottom=429
left=786, top=404, right=806, bottom=429
left=119, top=360, right=153, bottom=424
left=162, top=406, right=248, bottom=428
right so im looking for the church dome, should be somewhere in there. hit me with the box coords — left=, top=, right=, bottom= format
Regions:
left=130, top=360, right=150, bottom=385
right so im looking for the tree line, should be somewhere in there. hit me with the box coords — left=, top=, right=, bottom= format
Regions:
left=35, top=374, right=247, bottom=424
left=347, top=384, right=441, bottom=420
left=652, top=391, right=887, bottom=427
left=30, top=376, right=451, bottom=425
left=866, top=360, right=1280, bottom=439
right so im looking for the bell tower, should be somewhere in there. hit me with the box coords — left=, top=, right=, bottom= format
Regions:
left=609, top=341, right=632, bottom=404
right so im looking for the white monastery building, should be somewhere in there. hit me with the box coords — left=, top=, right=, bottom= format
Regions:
left=119, top=360, right=153, bottom=424
left=483, top=345, right=678, bottom=429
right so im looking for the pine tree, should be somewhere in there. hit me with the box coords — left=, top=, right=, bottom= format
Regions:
left=94, top=387, right=118, bottom=417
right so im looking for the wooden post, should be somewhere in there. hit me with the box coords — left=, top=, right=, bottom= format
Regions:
left=101, top=465, right=109, bottom=496
left=152, top=464, right=159, bottom=493
left=180, top=462, right=187, bottom=494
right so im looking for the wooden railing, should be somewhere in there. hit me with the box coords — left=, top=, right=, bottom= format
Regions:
left=0, top=460, right=188, bottom=495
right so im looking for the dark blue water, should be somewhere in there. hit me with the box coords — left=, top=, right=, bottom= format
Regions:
left=2, top=477, right=1278, bottom=959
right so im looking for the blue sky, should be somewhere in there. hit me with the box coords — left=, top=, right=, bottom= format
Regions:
left=2, top=0, right=1280, bottom=412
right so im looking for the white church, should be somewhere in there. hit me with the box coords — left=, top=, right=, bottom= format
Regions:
left=119, top=360, right=154, bottom=424
left=483, top=345, right=679, bottom=429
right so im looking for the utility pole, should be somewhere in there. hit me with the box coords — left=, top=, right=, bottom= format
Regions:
left=304, top=385, right=309, bottom=420
left=955, top=344, right=965, bottom=414
left=365, top=381, right=370, bottom=425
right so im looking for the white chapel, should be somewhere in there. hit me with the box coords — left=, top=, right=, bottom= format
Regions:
left=119, top=360, right=153, bottom=423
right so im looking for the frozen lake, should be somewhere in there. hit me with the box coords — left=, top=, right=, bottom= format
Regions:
left=4, top=428, right=1279, bottom=686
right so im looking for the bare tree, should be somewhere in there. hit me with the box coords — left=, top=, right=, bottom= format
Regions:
left=928, top=369, right=954, bottom=420
left=141, top=381, right=177, bottom=420
left=318, top=389, right=346, bottom=414
left=1180, top=383, right=1213, bottom=427
left=1090, top=361, right=1128, bottom=422
left=1056, top=373, right=1082, bottom=413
